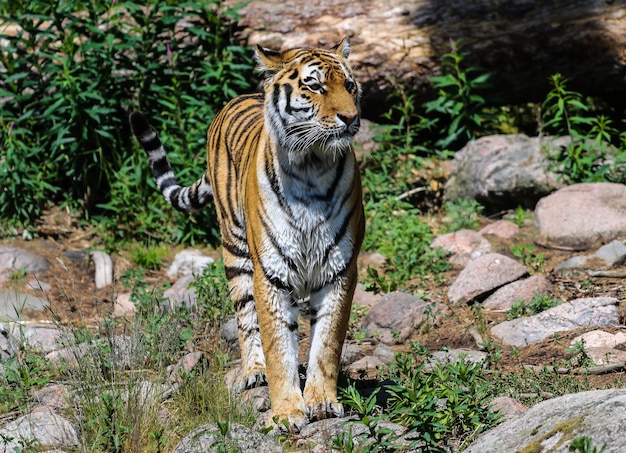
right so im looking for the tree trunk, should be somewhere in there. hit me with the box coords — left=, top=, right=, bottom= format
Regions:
left=231, top=0, right=626, bottom=118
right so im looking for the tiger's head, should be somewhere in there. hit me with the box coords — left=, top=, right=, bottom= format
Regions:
left=255, top=38, right=361, bottom=163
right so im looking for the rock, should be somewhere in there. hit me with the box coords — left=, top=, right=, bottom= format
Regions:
left=534, top=182, right=626, bottom=249
left=0, top=323, right=18, bottom=359
left=491, top=297, right=619, bottom=347
left=585, top=347, right=626, bottom=367
left=480, top=220, right=520, bottom=239
left=172, top=422, right=283, bottom=453
left=90, top=250, right=113, bottom=289
left=447, top=253, right=528, bottom=305
left=31, top=384, right=69, bottom=413
left=347, top=355, right=386, bottom=379
left=163, top=274, right=197, bottom=309
left=556, top=239, right=626, bottom=271
left=296, top=417, right=409, bottom=452
left=0, top=407, right=78, bottom=453
left=489, top=396, right=527, bottom=421
left=465, top=389, right=626, bottom=453
left=593, top=240, right=626, bottom=267
left=242, top=386, right=271, bottom=413
left=0, top=290, right=50, bottom=321
left=373, top=343, right=396, bottom=364
left=361, top=292, right=449, bottom=345
left=234, top=1, right=626, bottom=115
left=352, top=286, right=382, bottom=309
left=444, top=135, right=564, bottom=210
left=431, top=229, right=492, bottom=267
left=166, top=249, right=214, bottom=280
left=0, top=245, right=50, bottom=275
left=341, top=343, right=362, bottom=367
left=569, top=330, right=626, bottom=349
left=168, top=352, right=206, bottom=383
left=3, top=323, right=63, bottom=353
left=113, top=292, right=135, bottom=318
left=220, top=317, right=239, bottom=344
left=482, top=275, right=553, bottom=312
left=27, top=279, right=51, bottom=292
left=425, top=349, right=488, bottom=370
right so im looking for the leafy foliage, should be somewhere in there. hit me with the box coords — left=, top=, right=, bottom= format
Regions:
left=385, top=343, right=501, bottom=451
left=541, top=74, right=626, bottom=184
left=0, top=0, right=254, bottom=244
left=363, top=197, right=449, bottom=292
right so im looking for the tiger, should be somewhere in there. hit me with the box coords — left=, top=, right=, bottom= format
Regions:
left=129, top=37, right=364, bottom=432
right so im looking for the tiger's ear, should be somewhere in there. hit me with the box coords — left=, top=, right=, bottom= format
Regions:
left=332, top=37, right=351, bottom=59
left=254, top=44, right=284, bottom=76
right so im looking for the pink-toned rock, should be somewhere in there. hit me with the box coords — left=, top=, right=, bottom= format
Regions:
left=447, top=253, right=528, bottom=305
left=168, top=352, right=206, bottom=383
left=352, top=286, right=382, bottom=309
left=570, top=330, right=626, bottom=349
left=480, top=220, right=520, bottom=239
left=113, top=292, right=135, bottom=318
left=361, top=292, right=450, bottom=345
left=534, top=182, right=626, bottom=249
left=482, top=275, right=552, bottom=312
left=347, top=355, right=386, bottom=380
left=490, top=396, right=527, bottom=420
left=585, top=347, right=626, bottom=366
left=491, top=297, right=619, bottom=347
left=431, top=229, right=492, bottom=267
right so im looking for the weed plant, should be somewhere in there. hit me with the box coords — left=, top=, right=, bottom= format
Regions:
left=0, top=0, right=254, bottom=244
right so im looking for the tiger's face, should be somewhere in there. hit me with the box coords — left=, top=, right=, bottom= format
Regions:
left=256, top=38, right=361, bottom=162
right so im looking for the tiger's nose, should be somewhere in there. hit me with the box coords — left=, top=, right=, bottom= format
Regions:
left=337, top=112, right=359, bottom=127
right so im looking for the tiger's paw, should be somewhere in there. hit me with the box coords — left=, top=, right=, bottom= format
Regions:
left=306, top=400, right=344, bottom=422
left=226, top=367, right=267, bottom=393
left=268, top=409, right=310, bottom=434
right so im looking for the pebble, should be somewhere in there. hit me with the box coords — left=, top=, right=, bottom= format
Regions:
left=447, top=253, right=528, bottom=305
left=482, top=275, right=552, bottom=312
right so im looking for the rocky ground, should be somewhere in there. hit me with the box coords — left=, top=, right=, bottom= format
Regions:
left=2, top=135, right=626, bottom=451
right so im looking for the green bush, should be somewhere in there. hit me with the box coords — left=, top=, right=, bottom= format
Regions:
left=0, top=0, right=254, bottom=243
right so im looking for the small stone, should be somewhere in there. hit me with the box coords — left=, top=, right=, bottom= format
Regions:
left=489, top=396, right=527, bottom=420
left=220, top=317, right=239, bottom=344
left=341, top=343, right=362, bottom=366
left=480, top=220, right=520, bottom=239
left=569, top=330, right=626, bottom=349
left=594, top=239, right=626, bottom=267
left=163, top=274, right=197, bottom=309
left=91, top=250, right=113, bottom=289
left=425, top=349, right=488, bottom=370
left=448, top=253, right=528, bottom=305
left=361, top=292, right=449, bottom=345
left=482, top=275, right=552, bottom=312
left=373, top=343, right=396, bottom=364
left=166, top=249, right=214, bottom=280
left=431, top=229, right=492, bottom=267
left=113, top=293, right=135, bottom=318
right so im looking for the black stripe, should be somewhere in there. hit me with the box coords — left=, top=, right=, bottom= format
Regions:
left=233, top=294, right=254, bottom=311
left=224, top=265, right=253, bottom=280
left=222, top=241, right=250, bottom=259
left=258, top=212, right=298, bottom=272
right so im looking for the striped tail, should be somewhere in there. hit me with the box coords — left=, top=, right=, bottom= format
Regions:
left=129, top=111, right=213, bottom=212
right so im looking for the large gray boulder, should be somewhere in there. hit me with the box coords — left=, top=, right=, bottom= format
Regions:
left=466, top=389, right=626, bottom=453
left=444, top=135, right=564, bottom=210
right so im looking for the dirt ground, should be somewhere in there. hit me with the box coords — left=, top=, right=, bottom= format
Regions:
left=2, top=213, right=626, bottom=394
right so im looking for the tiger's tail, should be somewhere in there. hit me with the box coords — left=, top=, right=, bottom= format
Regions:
left=129, top=111, right=213, bottom=212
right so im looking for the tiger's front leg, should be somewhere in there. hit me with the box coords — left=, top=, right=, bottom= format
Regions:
left=253, top=271, right=308, bottom=432
left=303, top=270, right=356, bottom=420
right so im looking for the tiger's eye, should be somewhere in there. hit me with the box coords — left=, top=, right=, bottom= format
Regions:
left=344, top=80, right=355, bottom=92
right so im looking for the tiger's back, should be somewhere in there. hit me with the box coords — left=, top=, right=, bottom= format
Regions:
left=130, top=37, right=364, bottom=432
